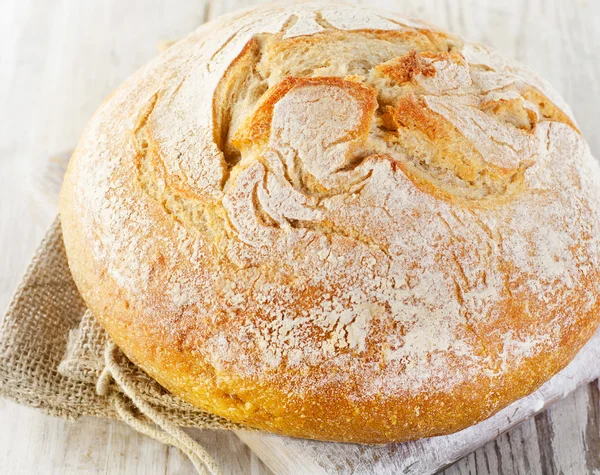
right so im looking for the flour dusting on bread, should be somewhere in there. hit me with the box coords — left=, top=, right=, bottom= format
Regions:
left=60, top=2, right=600, bottom=442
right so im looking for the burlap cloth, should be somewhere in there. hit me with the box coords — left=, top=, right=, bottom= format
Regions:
left=0, top=218, right=240, bottom=474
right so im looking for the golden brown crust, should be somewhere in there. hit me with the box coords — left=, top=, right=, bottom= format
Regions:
left=233, top=76, right=377, bottom=150
left=60, top=2, right=600, bottom=443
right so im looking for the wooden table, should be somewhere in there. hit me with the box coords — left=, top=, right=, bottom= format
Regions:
left=1, top=1, right=599, bottom=473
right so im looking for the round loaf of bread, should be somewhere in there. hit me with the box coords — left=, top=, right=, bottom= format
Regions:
left=60, top=2, right=600, bottom=443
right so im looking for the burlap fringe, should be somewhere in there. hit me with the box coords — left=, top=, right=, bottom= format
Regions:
left=96, top=341, right=223, bottom=475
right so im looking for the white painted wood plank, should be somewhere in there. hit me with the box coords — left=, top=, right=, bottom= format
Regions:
left=443, top=417, right=545, bottom=475
left=450, top=380, right=598, bottom=475
left=1, top=0, right=599, bottom=474
left=0, top=400, right=273, bottom=474
left=208, top=0, right=266, bottom=19
left=545, top=384, right=600, bottom=475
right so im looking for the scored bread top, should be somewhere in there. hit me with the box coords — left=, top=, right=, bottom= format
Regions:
left=60, top=2, right=600, bottom=442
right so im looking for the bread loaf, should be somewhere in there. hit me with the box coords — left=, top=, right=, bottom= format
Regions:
left=60, top=2, right=600, bottom=443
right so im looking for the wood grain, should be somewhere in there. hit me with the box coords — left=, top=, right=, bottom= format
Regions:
left=0, top=0, right=598, bottom=474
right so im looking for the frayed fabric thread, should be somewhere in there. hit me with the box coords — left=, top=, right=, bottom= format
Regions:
left=96, top=342, right=223, bottom=475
